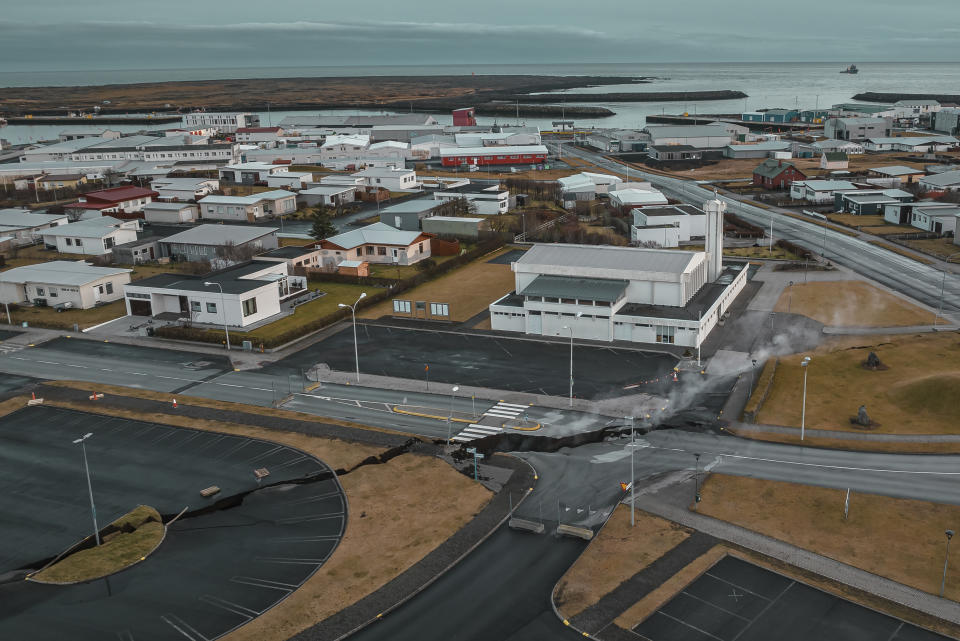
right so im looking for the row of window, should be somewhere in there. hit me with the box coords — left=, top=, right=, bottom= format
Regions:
left=391, top=300, right=449, bottom=317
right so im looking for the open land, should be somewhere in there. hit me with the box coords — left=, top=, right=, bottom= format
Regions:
left=772, top=280, right=933, bottom=327
left=754, top=332, right=960, bottom=434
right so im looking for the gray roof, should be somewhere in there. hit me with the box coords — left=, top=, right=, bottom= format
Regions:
left=42, top=216, right=130, bottom=238
left=159, top=224, right=277, bottom=246
left=128, top=262, right=274, bottom=295
left=823, top=152, right=848, bottom=161
left=644, top=125, right=731, bottom=139
left=0, top=260, right=130, bottom=286
left=144, top=202, right=198, bottom=211
left=300, top=185, right=356, bottom=195
left=380, top=199, right=444, bottom=214
left=152, top=178, right=218, bottom=190
left=323, top=222, right=425, bottom=250
left=517, top=243, right=700, bottom=275
left=519, top=275, right=628, bottom=303
left=257, top=246, right=318, bottom=259
left=0, top=209, right=67, bottom=228
left=921, top=170, right=960, bottom=187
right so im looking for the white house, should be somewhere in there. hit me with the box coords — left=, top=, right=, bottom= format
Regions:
left=266, top=172, right=313, bottom=189
left=609, top=188, right=669, bottom=209
left=0, top=209, right=69, bottom=246
left=218, top=162, right=289, bottom=185
left=0, top=261, right=131, bottom=309
left=318, top=222, right=432, bottom=268
left=643, top=125, right=733, bottom=149
left=158, top=225, right=279, bottom=262
left=298, top=185, right=357, bottom=208
left=789, top=180, right=859, bottom=203
left=920, top=170, right=960, bottom=192
left=197, top=195, right=266, bottom=222
left=319, top=134, right=371, bottom=168
left=910, top=205, right=960, bottom=235
left=631, top=204, right=706, bottom=246
left=143, top=202, right=198, bottom=224
left=353, top=167, right=419, bottom=191
left=124, top=261, right=305, bottom=328
left=182, top=112, right=260, bottom=134
left=489, top=200, right=746, bottom=347
left=812, top=139, right=865, bottom=155
left=433, top=183, right=511, bottom=215
left=151, top=177, right=220, bottom=201
left=558, top=172, right=624, bottom=201
left=41, top=216, right=139, bottom=256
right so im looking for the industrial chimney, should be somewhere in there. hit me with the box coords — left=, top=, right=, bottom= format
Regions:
left=703, top=194, right=726, bottom=283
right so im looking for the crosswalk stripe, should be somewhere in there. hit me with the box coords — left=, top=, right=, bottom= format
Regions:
left=461, top=427, right=502, bottom=436
left=467, top=424, right=502, bottom=431
left=496, top=402, right=529, bottom=409
left=485, top=410, right=519, bottom=418
left=452, top=436, right=473, bottom=442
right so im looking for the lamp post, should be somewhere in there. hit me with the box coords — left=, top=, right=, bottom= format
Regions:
left=446, top=385, right=460, bottom=442
left=942, top=529, right=955, bottom=597
left=338, top=292, right=367, bottom=383
left=750, top=358, right=758, bottom=393
left=73, top=433, right=101, bottom=546
left=935, top=252, right=960, bottom=328
left=694, top=453, right=702, bottom=509
left=800, top=356, right=812, bottom=441
left=203, top=281, right=230, bottom=351
left=561, top=313, right=583, bottom=407
left=625, top=416, right=637, bottom=527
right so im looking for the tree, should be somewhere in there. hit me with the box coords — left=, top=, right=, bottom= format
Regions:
left=309, top=207, right=337, bottom=241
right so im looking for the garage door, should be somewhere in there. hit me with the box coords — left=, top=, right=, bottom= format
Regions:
left=129, top=299, right=152, bottom=316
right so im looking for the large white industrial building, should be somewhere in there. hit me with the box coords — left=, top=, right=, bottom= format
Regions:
left=489, top=198, right=746, bottom=347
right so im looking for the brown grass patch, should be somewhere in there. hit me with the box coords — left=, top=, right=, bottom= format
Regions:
left=223, top=454, right=491, bottom=641
left=726, top=427, right=960, bottom=454
left=755, top=331, right=960, bottom=434
left=359, top=247, right=516, bottom=322
left=869, top=240, right=935, bottom=265
left=699, top=474, right=960, bottom=601
left=554, top=505, right=691, bottom=618
left=773, top=280, right=932, bottom=327
left=901, top=237, right=960, bottom=262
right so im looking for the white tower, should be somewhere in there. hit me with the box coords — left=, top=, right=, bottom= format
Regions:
left=704, top=194, right=726, bottom=283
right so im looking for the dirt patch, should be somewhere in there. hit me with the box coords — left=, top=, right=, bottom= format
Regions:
left=699, top=474, right=960, bottom=602
left=773, top=280, right=932, bottom=327
left=755, top=331, right=960, bottom=434
left=554, top=505, right=691, bottom=618
left=222, top=453, right=491, bottom=641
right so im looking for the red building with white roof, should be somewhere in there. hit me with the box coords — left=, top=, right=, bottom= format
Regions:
left=440, top=145, right=549, bottom=167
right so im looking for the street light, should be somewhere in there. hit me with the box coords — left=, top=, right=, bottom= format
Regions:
left=625, top=416, right=638, bottom=527
left=338, top=292, right=367, bottom=382
left=203, top=281, right=230, bottom=351
left=446, top=385, right=460, bottom=442
left=800, top=356, right=812, bottom=441
left=942, top=529, right=955, bottom=597
left=934, top=252, right=960, bottom=328
left=72, top=433, right=101, bottom=546
left=694, top=453, right=702, bottom=509
left=560, top=313, right=583, bottom=407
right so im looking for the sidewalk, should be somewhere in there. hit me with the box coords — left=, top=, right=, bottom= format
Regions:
left=730, top=420, right=960, bottom=443
left=630, top=482, right=960, bottom=626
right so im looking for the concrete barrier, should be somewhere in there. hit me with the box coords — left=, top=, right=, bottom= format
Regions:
left=508, top=518, right=545, bottom=534
left=556, top=524, right=594, bottom=540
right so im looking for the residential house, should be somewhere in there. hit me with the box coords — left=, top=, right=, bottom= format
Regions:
left=631, top=204, right=707, bottom=247
left=724, top=142, right=791, bottom=159
left=235, top=127, right=284, bottom=143
left=124, top=261, right=305, bottom=328
left=648, top=145, right=703, bottom=162
left=354, top=167, right=419, bottom=191
left=41, top=216, right=139, bottom=256
left=752, top=159, right=806, bottom=189
left=0, top=209, right=69, bottom=246
left=37, top=174, right=88, bottom=191
left=319, top=134, right=372, bottom=169
left=868, top=166, right=926, bottom=185
left=254, top=190, right=299, bottom=216
left=253, top=246, right=324, bottom=272
left=558, top=172, right=624, bottom=202
left=317, top=222, right=432, bottom=268
left=434, top=183, right=511, bottom=215
left=112, top=236, right=162, bottom=265
left=143, top=202, right=198, bottom=224
left=68, top=185, right=158, bottom=219
left=421, top=216, right=487, bottom=240
left=379, top=199, right=445, bottom=231
left=158, top=225, right=279, bottom=262
left=824, top=117, right=892, bottom=141
left=911, top=205, right=960, bottom=235
left=151, top=177, right=220, bottom=201
left=266, top=172, right=313, bottom=189
left=0, top=261, right=131, bottom=309
left=197, top=195, right=266, bottom=222
left=919, top=170, right=960, bottom=192
left=864, top=136, right=957, bottom=153
left=790, top=180, right=859, bottom=203
left=820, top=152, right=849, bottom=170
left=218, top=162, right=289, bottom=185
left=609, top=188, right=669, bottom=209
left=836, top=189, right=913, bottom=215
left=298, top=185, right=357, bottom=208
left=883, top=201, right=953, bottom=225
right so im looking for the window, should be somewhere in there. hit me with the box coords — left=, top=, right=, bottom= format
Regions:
left=49, top=288, right=58, bottom=297
left=206, top=302, right=217, bottom=313
left=655, top=325, right=676, bottom=344
left=377, top=247, right=387, bottom=256
left=75, top=238, right=83, bottom=246
left=65, top=238, right=73, bottom=246
left=393, top=300, right=411, bottom=313
left=242, top=297, right=258, bottom=317
left=418, top=242, right=424, bottom=253
left=430, top=303, right=450, bottom=317
left=365, top=246, right=375, bottom=255
left=356, top=249, right=363, bottom=257
left=36, top=287, right=45, bottom=296
left=105, top=283, right=113, bottom=295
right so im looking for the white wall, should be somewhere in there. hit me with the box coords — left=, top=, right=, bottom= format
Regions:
left=632, top=226, right=680, bottom=247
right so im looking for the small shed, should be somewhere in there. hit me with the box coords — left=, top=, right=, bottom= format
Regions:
left=421, top=216, right=486, bottom=240
left=820, top=152, right=849, bottom=170
left=112, top=236, right=162, bottom=265
left=338, top=260, right=369, bottom=277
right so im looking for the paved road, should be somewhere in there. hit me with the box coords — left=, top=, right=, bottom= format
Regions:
left=565, top=146, right=960, bottom=315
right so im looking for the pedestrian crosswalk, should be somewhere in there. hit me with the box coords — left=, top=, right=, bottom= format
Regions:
left=483, top=401, right=528, bottom=420
left=451, top=424, right=504, bottom=443
left=0, top=342, right=24, bottom=355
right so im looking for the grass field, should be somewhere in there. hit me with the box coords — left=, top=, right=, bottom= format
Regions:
left=699, top=474, right=960, bottom=601
left=754, top=332, right=960, bottom=434
left=869, top=240, right=935, bottom=265
left=554, top=505, right=691, bottom=618
left=359, top=246, right=516, bottom=322
left=366, top=251, right=461, bottom=279
left=773, top=281, right=932, bottom=327
left=902, top=237, right=960, bottom=262
left=31, top=505, right=164, bottom=583
left=724, top=245, right=801, bottom=260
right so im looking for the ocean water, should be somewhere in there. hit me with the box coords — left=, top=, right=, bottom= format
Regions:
left=3, top=62, right=958, bottom=144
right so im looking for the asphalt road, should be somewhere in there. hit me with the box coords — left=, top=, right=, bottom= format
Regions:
left=565, top=146, right=960, bottom=315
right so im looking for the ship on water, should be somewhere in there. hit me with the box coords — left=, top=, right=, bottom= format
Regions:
left=841, top=64, right=859, bottom=74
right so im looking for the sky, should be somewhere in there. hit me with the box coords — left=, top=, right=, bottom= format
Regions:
left=1, top=0, right=958, bottom=71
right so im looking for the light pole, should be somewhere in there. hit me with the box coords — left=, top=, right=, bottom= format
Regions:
left=800, top=356, right=812, bottom=441
left=750, top=358, right=758, bottom=393
left=934, top=252, right=960, bottom=328
left=694, top=453, right=702, bottom=509
left=942, top=529, right=955, bottom=597
left=446, top=385, right=460, bottom=442
left=338, top=292, right=367, bottom=382
left=626, top=416, right=637, bottom=527
left=203, top=281, right=230, bottom=351
left=561, top=313, right=583, bottom=407
left=73, top=433, right=101, bottom=546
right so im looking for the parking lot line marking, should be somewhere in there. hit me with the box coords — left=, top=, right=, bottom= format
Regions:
left=160, top=614, right=208, bottom=641
left=200, top=595, right=259, bottom=618
left=654, top=610, right=726, bottom=641
left=679, top=590, right=751, bottom=622
left=230, top=576, right=295, bottom=591
left=730, top=581, right=796, bottom=641
left=703, top=571, right=772, bottom=602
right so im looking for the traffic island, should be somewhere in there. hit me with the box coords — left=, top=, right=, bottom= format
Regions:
left=30, top=505, right=164, bottom=584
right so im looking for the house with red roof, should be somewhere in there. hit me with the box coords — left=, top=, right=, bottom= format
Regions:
left=67, top=186, right=159, bottom=220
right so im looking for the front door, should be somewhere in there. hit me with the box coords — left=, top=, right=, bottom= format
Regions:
left=179, top=296, right=189, bottom=314
left=527, top=312, right=542, bottom=335
left=93, top=285, right=103, bottom=303
left=613, top=321, right=631, bottom=341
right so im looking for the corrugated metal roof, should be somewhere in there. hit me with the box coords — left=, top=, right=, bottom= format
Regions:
left=518, top=243, right=700, bottom=275
left=160, top=224, right=277, bottom=246
left=520, top=275, right=627, bottom=303
left=42, top=217, right=130, bottom=238
left=644, top=125, right=731, bottom=139
left=381, top=200, right=442, bottom=214
left=0, top=260, right=130, bottom=286
left=323, top=222, right=425, bottom=250
left=0, top=209, right=66, bottom=228
left=870, top=165, right=923, bottom=176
